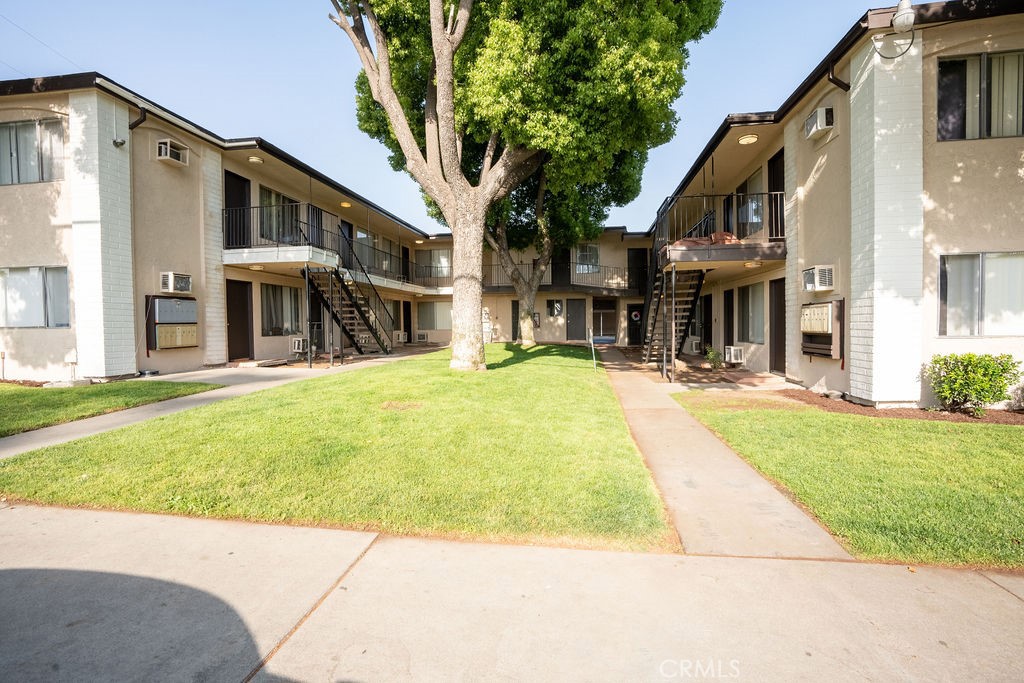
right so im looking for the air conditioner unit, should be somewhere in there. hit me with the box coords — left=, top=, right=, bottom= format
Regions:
left=156, top=138, right=189, bottom=166
left=802, top=265, right=835, bottom=292
left=291, top=337, right=309, bottom=354
left=690, top=339, right=703, bottom=354
left=394, top=331, right=407, bottom=343
left=160, top=271, right=193, bottom=294
left=415, top=332, right=428, bottom=342
left=724, top=345, right=745, bottom=364
left=803, top=107, right=834, bottom=140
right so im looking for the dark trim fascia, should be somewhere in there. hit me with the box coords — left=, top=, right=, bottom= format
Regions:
left=0, top=72, right=100, bottom=97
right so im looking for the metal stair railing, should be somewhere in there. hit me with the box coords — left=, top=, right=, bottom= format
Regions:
left=304, top=268, right=365, bottom=355
left=334, top=224, right=394, bottom=354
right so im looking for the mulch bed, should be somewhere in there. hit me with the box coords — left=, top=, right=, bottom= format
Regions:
left=779, top=389, right=1024, bottom=426
left=0, top=379, right=45, bottom=388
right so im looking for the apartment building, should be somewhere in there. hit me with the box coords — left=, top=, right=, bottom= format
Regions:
left=0, top=73, right=649, bottom=382
left=643, top=0, right=1024, bottom=406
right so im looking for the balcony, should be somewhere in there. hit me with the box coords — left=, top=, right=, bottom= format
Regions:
left=482, top=262, right=636, bottom=294
left=223, top=203, right=344, bottom=268
left=653, top=192, right=786, bottom=268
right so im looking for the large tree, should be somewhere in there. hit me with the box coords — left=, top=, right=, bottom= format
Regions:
left=330, top=0, right=721, bottom=369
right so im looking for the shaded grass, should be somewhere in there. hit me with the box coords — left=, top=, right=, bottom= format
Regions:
left=676, top=391, right=1024, bottom=568
left=0, top=381, right=221, bottom=437
left=0, top=345, right=672, bottom=550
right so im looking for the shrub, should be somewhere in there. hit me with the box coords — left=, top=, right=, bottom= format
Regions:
left=925, top=353, right=1022, bottom=416
left=705, top=346, right=724, bottom=371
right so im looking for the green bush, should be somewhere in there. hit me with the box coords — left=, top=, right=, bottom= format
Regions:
left=925, top=353, right=1022, bottom=416
left=705, top=345, right=724, bottom=371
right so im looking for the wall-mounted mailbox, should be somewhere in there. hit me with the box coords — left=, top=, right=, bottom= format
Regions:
left=801, top=299, right=843, bottom=359
left=146, top=295, right=199, bottom=350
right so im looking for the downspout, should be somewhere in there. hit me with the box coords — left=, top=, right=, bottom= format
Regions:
left=828, top=62, right=850, bottom=92
left=128, top=107, right=147, bottom=130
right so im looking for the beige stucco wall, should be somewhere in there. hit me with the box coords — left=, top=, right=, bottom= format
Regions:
left=920, top=15, right=1024, bottom=396
left=0, top=93, right=78, bottom=380
left=783, top=72, right=854, bottom=393
left=131, top=120, right=215, bottom=374
left=704, top=264, right=786, bottom=374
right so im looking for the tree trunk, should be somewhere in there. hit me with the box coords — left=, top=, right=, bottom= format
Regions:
left=517, top=293, right=538, bottom=347
left=448, top=207, right=487, bottom=371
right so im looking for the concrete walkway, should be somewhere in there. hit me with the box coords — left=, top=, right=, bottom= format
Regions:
left=0, top=351, right=422, bottom=461
left=2, top=504, right=1022, bottom=681
left=601, top=347, right=850, bottom=559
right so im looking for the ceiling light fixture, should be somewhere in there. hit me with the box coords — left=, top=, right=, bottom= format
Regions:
left=247, top=155, right=264, bottom=164
left=738, top=134, right=759, bottom=145
left=415, top=239, right=424, bottom=244
left=339, top=201, right=352, bottom=208
left=743, top=261, right=763, bottom=269
left=248, top=264, right=265, bottom=271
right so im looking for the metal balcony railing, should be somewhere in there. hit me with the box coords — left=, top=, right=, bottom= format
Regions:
left=653, top=192, right=786, bottom=252
left=223, top=203, right=342, bottom=252
left=482, top=263, right=552, bottom=288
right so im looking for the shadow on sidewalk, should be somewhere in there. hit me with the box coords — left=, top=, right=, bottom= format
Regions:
left=0, top=568, right=295, bottom=682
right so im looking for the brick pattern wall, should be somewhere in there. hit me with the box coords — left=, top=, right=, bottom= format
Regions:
left=202, top=150, right=227, bottom=365
left=848, top=36, right=924, bottom=403
left=69, top=91, right=136, bottom=378
left=783, top=120, right=801, bottom=380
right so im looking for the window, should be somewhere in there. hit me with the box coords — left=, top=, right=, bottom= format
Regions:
left=258, top=187, right=300, bottom=243
left=735, top=168, right=764, bottom=238
left=940, top=252, right=1024, bottom=336
left=546, top=299, right=563, bottom=317
left=938, top=52, right=1023, bottom=140
left=738, top=282, right=764, bottom=344
left=260, top=283, right=300, bottom=336
left=417, top=301, right=452, bottom=330
left=575, top=244, right=599, bottom=274
left=416, top=248, right=452, bottom=276
left=0, top=266, right=69, bottom=328
left=0, top=119, right=64, bottom=185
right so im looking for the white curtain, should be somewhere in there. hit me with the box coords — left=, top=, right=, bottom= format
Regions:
left=983, top=252, right=1024, bottom=335
left=4, top=267, right=45, bottom=327
left=943, top=255, right=979, bottom=336
left=989, top=53, right=1023, bottom=138
left=44, top=267, right=69, bottom=327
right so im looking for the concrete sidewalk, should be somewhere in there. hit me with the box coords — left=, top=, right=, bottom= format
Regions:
left=601, top=347, right=850, bottom=560
left=0, top=351, right=420, bottom=461
left=2, top=504, right=1022, bottom=682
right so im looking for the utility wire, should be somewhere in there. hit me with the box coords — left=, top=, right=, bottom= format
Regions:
left=0, top=12, right=81, bottom=69
left=0, top=57, right=29, bottom=78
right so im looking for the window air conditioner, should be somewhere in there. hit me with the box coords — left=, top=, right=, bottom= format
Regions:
left=156, top=138, right=189, bottom=165
left=724, top=346, right=745, bottom=364
left=802, top=265, right=835, bottom=292
left=416, top=332, right=428, bottom=342
left=690, top=339, right=703, bottom=354
left=291, top=337, right=309, bottom=354
left=160, top=271, right=193, bottom=294
left=803, top=107, right=834, bottom=140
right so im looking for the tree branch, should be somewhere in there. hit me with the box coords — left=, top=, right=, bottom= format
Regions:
left=449, top=0, right=474, bottom=51
left=480, top=132, right=499, bottom=182
left=428, top=0, right=467, bottom=192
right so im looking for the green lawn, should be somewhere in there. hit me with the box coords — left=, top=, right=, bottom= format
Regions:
left=676, top=392, right=1024, bottom=568
left=0, top=381, right=220, bottom=437
left=0, top=345, right=673, bottom=550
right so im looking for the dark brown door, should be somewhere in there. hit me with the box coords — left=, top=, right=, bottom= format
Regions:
left=402, top=301, right=412, bottom=341
left=627, top=248, right=649, bottom=294
left=723, top=289, right=734, bottom=346
left=700, top=293, right=713, bottom=349
left=511, top=300, right=520, bottom=341
left=769, top=278, right=786, bottom=375
left=552, top=248, right=571, bottom=287
left=627, top=304, right=643, bottom=346
left=226, top=279, right=253, bottom=360
left=224, top=171, right=251, bottom=248
left=767, top=149, right=785, bottom=240
left=566, top=298, right=586, bottom=340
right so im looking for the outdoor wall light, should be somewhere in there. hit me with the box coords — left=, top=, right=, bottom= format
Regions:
left=873, top=0, right=916, bottom=59
left=743, top=261, right=763, bottom=269
left=415, top=239, right=424, bottom=244
left=339, top=201, right=352, bottom=208
left=891, top=0, right=915, bottom=33
left=247, top=155, right=264, bottom=164
left=738, top=134, right=759, bottom=145
left=248, top=264, right=265, bottom=271
left=112, top=138, right=126, bottom=147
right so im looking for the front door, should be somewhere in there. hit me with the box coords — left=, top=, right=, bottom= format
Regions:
left=224, top=171, right=251, bottom=248
left=767, top=149, right=785, bottom=240
left=566, top=298, right=586, bottom=341
left=769, top=278, right=786, bottom=374
left=401, top=246, right=411, bottom=281
left=723, top=289, right=735, bottom=347
left=627, top=304, right=643, bottom=346
left=700, top=293, right=713, bottom=350
left=627, top=248, right=649, bottom=295
left=552, top=248, right=571, bottom=287
left=511, top=300, right=520, bottom=342
left=402, top=301, right=412, bottom=342
left=226, top=279, right=253, bottom=360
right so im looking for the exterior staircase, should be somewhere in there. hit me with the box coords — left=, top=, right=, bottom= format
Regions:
left=641, top=265, right=705, bottom=378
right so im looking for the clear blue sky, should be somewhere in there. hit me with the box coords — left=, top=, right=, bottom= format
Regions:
left=1, top=0, right=876, bottom=234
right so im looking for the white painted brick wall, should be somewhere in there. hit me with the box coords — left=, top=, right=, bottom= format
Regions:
left=848, top=37, right=924, bottom=403
left=69, top=91, right=136, bottom=378
left=202, top=150, right=227, bottom=365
